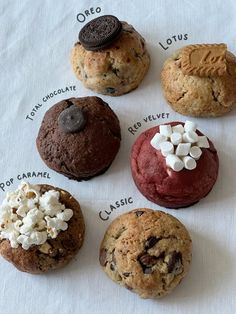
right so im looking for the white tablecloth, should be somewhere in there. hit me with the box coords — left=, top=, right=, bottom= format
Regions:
left=0, top=0, right=236, bottom=313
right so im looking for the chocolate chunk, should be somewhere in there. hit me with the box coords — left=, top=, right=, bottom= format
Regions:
left=166, top=251, right=182, bottom=273
left=58, top=105, right=87, bottom=133
left=79, top=15, right=122, bottom=51
left=139, top=253, right=157, bottom=267
left=99, top=248, right=108, bottom=267
left=106, top=87, right=116, bottom=94
left=145, top=236, right=160, bottom=250
left=110, top=263, right=115, bottom=271
left=123, top=272, right=131, bottom=277
left=135, top=210, right=144, bottom=217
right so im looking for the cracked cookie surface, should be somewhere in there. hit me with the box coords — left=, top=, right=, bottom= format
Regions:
left=161, top=49, right=236, bottom=117
left=0, top=184, right=85, bottom=274
left=36, top=97, right=121, bottom=181
left=71, top=22, right=150, bottom=96
left=130, top=122, right=219, bottom=209
left=99, top=208, right=192, bottom=298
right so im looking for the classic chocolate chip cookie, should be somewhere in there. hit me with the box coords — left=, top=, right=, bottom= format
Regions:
left=161, top=44, right=236, bottom=117
left=71, top=18, right=150, bottom=96
left=99, top=208, right=192, bottom=298
left=36, top=97, right=121, bottom=181
left=0, top=183, right=85, bottom=274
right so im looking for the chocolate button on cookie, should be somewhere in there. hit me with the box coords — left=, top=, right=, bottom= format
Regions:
left=58, top=105, right=87, bottom=133
left=36, top=97, right=121, bottom=181
left=79, top=15, right=122, bottom=51
left=99, top=208, right=192, bottom=299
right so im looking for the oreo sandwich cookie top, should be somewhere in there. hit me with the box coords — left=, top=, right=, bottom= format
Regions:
left=79, top=15, right=122, bottom=51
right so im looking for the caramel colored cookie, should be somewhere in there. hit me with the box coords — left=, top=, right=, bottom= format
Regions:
left=161, top=45, right=236, bottom=117
left=99, top=208, right=192, bottom=298
left=36, top=97, right=121, bottom=181
left=71, top=21, right=150, bottom=96
left=0, top=184, right=85, bottom=274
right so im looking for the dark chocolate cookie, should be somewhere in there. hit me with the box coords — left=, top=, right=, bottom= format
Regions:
left=99, top=208, right=192, bottom=298
left=79, top=15, right=122, bottom=51
left=36, top=97, right=121, bottom=181
left=0, top=184, right=85, bottom=274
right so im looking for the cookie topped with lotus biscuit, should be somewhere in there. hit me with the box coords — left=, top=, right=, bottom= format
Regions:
left=161, top=43, right=236, bottom=117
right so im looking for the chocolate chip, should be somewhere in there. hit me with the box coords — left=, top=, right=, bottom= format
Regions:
left=111, top=249, right=116, bottom=264
left=110, top=263, right=115, bottom=271
left=145, top=236, right=160, bottom=250
left=106, top=87, right=116, bottom=94
left=58, top=105, right=87, bottom=133
left=166, top=251, right=182, bottom=273
left=99, top=248, right=108, bottom=267
left=123, top=272, right=131, bottom=277
left=135, top=210, right=144, bottom=217
left=139, top=253, right=157, bottom=268
left=79, top=15, right=122, bottom=51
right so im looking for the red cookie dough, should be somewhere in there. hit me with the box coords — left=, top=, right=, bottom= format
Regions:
left=130, top=122, right=219, bottom=209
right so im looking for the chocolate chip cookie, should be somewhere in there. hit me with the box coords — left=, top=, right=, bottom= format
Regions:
left=99, top=208, right=192, bottom=298
left=36, top=97, right=121, bottom=181
left=0, top=184, right=85, bottom=274
left=71, top=18, right=150, bottom=96
left=161, top=44, right=236, bottom=117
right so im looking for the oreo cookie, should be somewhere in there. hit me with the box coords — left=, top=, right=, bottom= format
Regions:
left=79, top=15, right=122, bottom=51
left=58, top=105, right=87, bottom=133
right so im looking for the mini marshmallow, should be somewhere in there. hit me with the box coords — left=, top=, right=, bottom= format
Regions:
left=182, top=156, right=197, bottom=170
left=160, top=141, right=174, bottom=157
left=150, top=133, right=167, bottom=150
left=184, top=120, right=197, bottom=132
left=176, top=143, right=191, bottom=156
left=182, top=131, right=199, bottom=143
left=197, top=136, right=210, bottom=148
left=170, top=132, right=182, bottom=145
left=190, top=146, right=202, bottom=159
left=159, top=124, right=172, bottom=137
left=166, top=154, right=184, bottom=172
left=172, top=124, right=185, bottom=134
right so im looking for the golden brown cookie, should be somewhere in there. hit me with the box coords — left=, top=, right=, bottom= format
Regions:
left=99, top=208, right=192, bottom=298
left=161, top=44, right=236, bottom=117
left=0, top=183, right=85, bottom=274
left=71, top=21, right=150, bottom=96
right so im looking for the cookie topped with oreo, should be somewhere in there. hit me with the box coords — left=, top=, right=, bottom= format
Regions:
left=71, top=17, right=150, bottom=96
left=79, top=15, right=122, bottom=51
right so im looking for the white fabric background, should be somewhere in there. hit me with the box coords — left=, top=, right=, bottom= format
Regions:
left=0, top=0, right=236, bottom=313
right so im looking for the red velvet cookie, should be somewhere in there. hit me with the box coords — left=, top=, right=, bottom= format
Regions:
left=130, top=121, right=219, bottom=209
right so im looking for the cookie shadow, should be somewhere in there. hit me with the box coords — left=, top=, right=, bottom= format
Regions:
left=198, top=148, right=236, bottom=208
left=156, top=229, right=233, bottom=305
